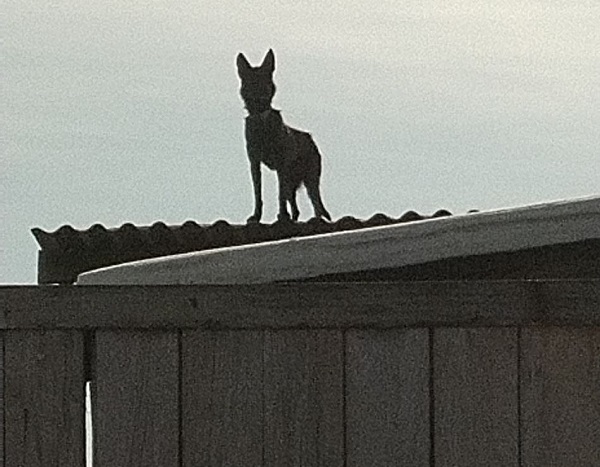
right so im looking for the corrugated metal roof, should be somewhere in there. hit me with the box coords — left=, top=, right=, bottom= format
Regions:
left=32, top=210, right=454, bottom=284
left=75, top=197, right=600, bottom=286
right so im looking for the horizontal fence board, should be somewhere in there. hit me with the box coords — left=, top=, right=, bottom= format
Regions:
left=2, top=280, right=600, bottom=329
left=94, top=331, right=179, bottom=467
left=434, top=327, right=518, bottom=466
left=4, top=331, right=85, bottom=467
left=264, top=330, right=344, bottom=467
left=346, top=329, right=430, bottom=467
left=182, top=330, right=263, bottom=466
left=521, top=327, right=600, bottom=465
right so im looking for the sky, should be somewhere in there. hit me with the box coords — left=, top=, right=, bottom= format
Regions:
left=3, top=0, right=600, bottom=284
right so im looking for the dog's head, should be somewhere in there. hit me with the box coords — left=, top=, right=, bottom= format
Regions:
left=236, top=49, right=276, bottom=115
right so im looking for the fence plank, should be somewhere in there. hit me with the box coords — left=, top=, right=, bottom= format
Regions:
left=94, top=331, right=179, bottom=467
left=521, top=327, right=600, bottom=465
left=346, top=329, right=430, bottom=467
left=434, top=327, right=518, bottom=466
left=264, top=330, right=344, bottom=467
left=4, top=330, right=85, bottom=467
left=182, top=330, right=263, bottom=466
left=0, top=333, right=3, bottom=467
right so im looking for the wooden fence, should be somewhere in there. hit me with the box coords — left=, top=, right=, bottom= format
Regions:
left=1, top=280, right=600, bottom=466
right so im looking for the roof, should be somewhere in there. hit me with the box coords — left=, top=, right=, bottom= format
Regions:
left=77, top=196, right=600, bottom=285
left=32, top=210, right=453, bottom=284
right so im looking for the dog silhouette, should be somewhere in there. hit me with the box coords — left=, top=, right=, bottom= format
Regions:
left=236, top=49, right=331, bottom=223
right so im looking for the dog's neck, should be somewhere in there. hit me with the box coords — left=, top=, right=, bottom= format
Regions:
left=246, top=107, right=279, bottom=121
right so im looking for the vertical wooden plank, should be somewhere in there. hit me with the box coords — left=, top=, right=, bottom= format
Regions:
left=346, top=329, right=429, bottom=467
left=0, top=332, right=4, bottom=467
left=521, top=327, right=600, bottom=466
left=182, top=330, right=263, bottom=466
left=434, top=327, right=518, bottom=467
left=94, top=331, right=178, bottom=467
left=4, top=330, right=85, bottom=467
left=264, top=330, right=344, bottom=467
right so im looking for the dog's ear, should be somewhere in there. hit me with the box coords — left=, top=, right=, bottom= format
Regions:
left=260, top=49, right=275, bottom=73
left=236, top=53, right=252, bottom=77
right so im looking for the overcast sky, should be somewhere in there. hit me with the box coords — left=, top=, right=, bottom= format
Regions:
left=3, top=0, right=599, bottom=283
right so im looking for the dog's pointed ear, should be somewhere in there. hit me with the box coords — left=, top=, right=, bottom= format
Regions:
left=261, top=49, right=275, bottom=73
left=237, top=53, right=251, bottom=77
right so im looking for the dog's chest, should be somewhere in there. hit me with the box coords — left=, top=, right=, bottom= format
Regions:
left=245, top=110, right=297, bottom=170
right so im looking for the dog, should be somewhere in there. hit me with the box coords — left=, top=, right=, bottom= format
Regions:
left=236, top=49, right=332, bottom=223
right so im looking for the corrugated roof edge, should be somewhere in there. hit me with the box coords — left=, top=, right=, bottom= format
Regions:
left=32, top=210, right=456, bottom=284
left=31, top=210, right=454, bottom=253
left=76, top=195, right=600, bottom=286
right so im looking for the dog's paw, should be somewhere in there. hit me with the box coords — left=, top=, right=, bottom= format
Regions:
left=246, top=214, right=262, bottom=224
left=276, top=213, right=293, bottom=224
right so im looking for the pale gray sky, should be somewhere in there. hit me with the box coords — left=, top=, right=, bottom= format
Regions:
left=3, top=0, right=600, bottom=283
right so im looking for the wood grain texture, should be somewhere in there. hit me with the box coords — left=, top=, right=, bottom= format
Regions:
left=521, top=327, right=600, bottom=466
left=94, top=331, right=179, bottom=467
left=3, top=280, right=600, bottom=329
left=264, top=330, right=344, bottom=467
left=346, top=329, right=430, bottom=467
left=434, top=327, right=518, bottom=466
left=182, top=330, right=263, bottom=466
left=4, top=330, right=85, bottom=467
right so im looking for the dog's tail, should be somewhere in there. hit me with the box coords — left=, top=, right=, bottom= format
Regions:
left=305, top=140, right=332, bottom=221
left=319, top=202, right=332, bottom=221
left=306, top=181, right=331, bottom=221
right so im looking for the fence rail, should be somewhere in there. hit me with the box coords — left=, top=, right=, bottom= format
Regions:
left=1, top=281, right=600, bottom=466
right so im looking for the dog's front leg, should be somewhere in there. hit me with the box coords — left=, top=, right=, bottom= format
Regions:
left=247, top=159, right=263, bottom=223
left=276, top=173, right=292, bottom=222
